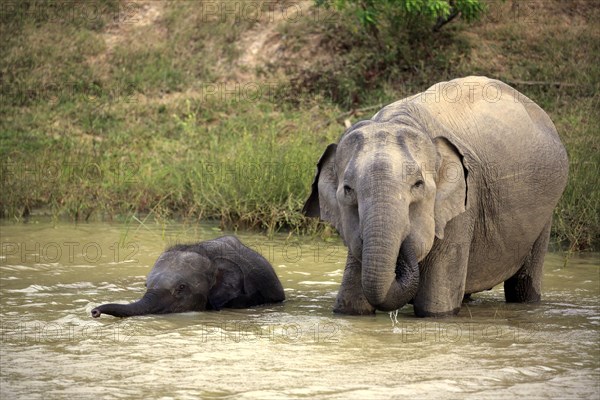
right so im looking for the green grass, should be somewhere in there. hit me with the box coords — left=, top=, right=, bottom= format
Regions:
left=550, top=98, right=600, bottom=251
left=461, top=1, right=600, bottom=251
left=0, top=0, right=598, bottom=249
left=1, top=96, right=341, bottom=234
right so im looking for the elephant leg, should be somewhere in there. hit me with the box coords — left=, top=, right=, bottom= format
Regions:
left=414, top=214, right=473, bottom=317
left=333, top=252, right=375, bottom=315
left=504, top=219, right=551, bottom=303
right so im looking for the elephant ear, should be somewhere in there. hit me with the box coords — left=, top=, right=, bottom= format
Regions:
left=302, top=144, right=341, bottom=229
left=207, top=261, right=244, bottom=310
left=433, top=137, right=468, bottom=239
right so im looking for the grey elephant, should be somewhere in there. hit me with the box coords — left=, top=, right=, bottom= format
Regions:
left=303, top=76, right=568, bottom=317
left=91, top=236, right=285, bottom=318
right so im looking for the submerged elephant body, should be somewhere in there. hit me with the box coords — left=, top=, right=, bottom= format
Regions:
left=92, top=236, right=285, bottom=318
left=304, top=76, right=568, bottom=317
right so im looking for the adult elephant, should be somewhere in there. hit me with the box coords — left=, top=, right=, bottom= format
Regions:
left=303, top=76, right=568, bottom=317
left=91, top=236, right=285, bottom=318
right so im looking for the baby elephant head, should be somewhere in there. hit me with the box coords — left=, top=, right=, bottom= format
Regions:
left=92, top=251, right=219, bottom=318
left=91, top=237, right=284, bottom=318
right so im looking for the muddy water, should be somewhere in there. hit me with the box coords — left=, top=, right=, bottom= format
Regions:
left=0, top=221, right=598, bottom=399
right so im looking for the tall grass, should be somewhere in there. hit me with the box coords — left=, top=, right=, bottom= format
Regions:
left=1, top=95, right=340, bottom=234
left=550, top=98, right=600, bottom=251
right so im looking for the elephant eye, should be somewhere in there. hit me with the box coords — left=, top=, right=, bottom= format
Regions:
left=413, top=180, right=424, bottom=188
left=340, top=184, right=357, bottom=205
left=177, top=283, right=186, bottom=291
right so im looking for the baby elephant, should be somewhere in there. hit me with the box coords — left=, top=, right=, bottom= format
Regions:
left=91, top=236, right=285, bottom=318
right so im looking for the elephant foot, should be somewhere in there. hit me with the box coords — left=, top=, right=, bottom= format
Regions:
left=333, top=296, right=376, bottom=315
left=505, top=274, right=541, bottom=303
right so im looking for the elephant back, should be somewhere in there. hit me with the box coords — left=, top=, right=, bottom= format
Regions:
left=375, top=76, right=568, bottom=205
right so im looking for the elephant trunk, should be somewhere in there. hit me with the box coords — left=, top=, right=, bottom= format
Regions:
left=361, top=199, right=420, bottom=311
left=91, top=290, right=165, bottom=318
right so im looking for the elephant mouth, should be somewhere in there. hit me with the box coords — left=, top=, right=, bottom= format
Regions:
left=394, top=252, right=413, bottom=279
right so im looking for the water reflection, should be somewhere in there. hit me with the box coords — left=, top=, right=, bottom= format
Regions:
left=0, top=221, right=598, bottom=399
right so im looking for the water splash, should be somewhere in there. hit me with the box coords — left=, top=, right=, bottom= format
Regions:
left=389, top=309, right=401, bottom=333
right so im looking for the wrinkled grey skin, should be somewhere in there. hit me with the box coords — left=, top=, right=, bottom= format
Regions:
left=91, top=236, right=285, bottom=318
left=303, top=76, right=568, bottom=317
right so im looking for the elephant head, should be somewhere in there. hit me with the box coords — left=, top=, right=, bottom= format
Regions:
left=91, top=250, right=248, bottom=318
left=303, top=120, right=468, bottom=312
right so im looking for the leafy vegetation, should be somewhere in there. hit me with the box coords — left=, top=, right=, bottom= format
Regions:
left=316, top=0, right=484, bottom=32
left=0, top=0, right=598, bottom=249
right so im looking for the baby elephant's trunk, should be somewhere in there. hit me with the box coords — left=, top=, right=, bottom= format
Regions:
left=91, top=303, right=139, bottom=318
left=91, top=291, right=162, bottom=318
